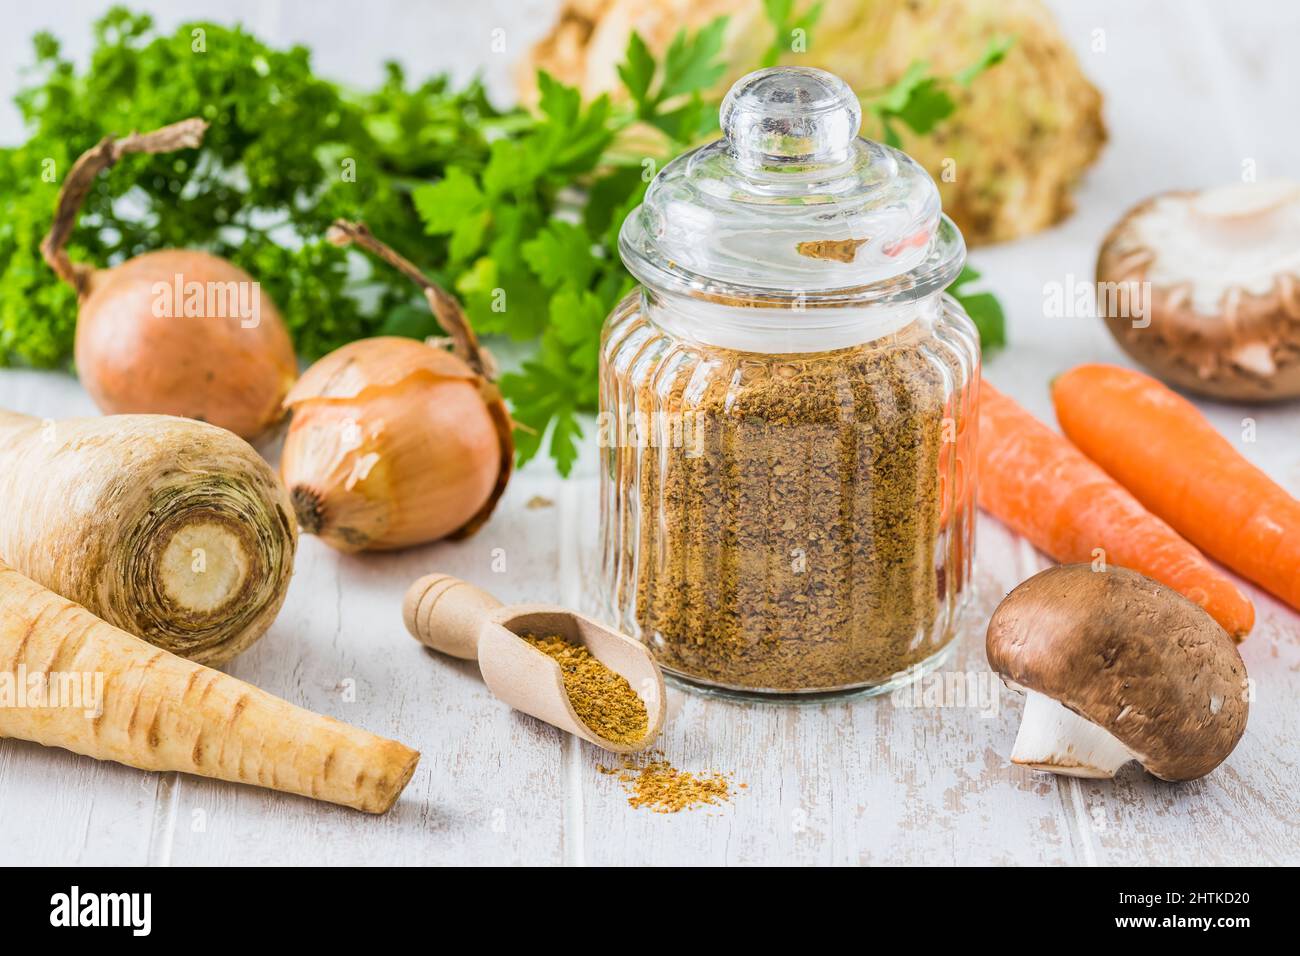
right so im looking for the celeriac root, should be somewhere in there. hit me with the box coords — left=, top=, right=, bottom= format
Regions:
left=0, top=410, right=296, bottom=666
left=0, top=558, right=419, bottom=813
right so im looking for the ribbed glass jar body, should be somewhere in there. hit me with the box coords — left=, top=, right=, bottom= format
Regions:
left=598, top=289, right=979, bottom=697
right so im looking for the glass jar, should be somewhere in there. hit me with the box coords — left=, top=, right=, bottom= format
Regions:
left=599, top=68, right=979, bottom=699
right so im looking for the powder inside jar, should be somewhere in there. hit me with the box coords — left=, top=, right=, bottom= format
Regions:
left=604, top=296, right=975, bottom=694
left=523, top=634, right=649, bottom=745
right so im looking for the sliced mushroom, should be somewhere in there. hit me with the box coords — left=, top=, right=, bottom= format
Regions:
left=986, top=564, right=1249, bottom=781
left=1096, top=179, right=1300, bottom=401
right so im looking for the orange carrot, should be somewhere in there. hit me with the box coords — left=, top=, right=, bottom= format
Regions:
left=978, top=380, right=1254, bottom=639
left=1054, top=363, right=1300, bottom=615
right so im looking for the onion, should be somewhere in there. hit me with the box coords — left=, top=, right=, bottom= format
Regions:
left=280, top=221, right=513, bottom=552
left=41, top=119, right=297, bottom=441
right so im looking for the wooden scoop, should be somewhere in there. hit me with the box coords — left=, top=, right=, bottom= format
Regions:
left=402, top=574, right=665, bottom=753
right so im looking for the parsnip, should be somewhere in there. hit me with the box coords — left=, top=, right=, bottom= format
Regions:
left=0, top=410, right=295, bottom=666
left=0, top=558, right=419, bottom=813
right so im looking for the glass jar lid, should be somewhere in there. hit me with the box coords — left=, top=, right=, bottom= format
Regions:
left=619, top=67, right=965, bottom=307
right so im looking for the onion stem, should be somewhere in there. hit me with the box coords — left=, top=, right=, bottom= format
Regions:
left=41, top=117, right=209, bottom=297
left=327, top=218, right=493, bottom=379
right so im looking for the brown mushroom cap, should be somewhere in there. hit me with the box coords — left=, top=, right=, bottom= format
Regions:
left=1097, top=181, right=1300, bottom=401
left=987, top=564, right=1249, bottom=781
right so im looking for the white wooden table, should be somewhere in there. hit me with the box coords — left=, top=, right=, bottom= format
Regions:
left=2, top=0, right=1298, bottom=865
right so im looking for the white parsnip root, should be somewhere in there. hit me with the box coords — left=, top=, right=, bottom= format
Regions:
left=0, top=410, right=296, bottom=666
left=0, top=559, right=419, bottom=813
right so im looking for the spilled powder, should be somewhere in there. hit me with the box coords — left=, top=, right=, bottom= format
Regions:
left=523, top=634, right=648, bottom=745
left=599, top=751, right=740, bottom=814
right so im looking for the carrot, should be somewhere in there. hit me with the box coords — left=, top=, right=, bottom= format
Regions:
left=977, top=380, right=1254, bottom=639
left=0, top=558, right=419, bottom=813
left=1054, top=363, right=1300, bottom=614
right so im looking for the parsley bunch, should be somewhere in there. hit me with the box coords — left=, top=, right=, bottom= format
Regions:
left=0, top=6, right=1006, bottom=476
left=0, top=7, right=493, bottom=366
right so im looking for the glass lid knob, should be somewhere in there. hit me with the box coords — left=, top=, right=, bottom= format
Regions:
left=617, top=65, right=964, bottom=301
left=720, top=67, right=863, bottom=171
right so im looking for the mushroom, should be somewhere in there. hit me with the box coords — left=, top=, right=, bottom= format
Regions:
left=1096, top=179, right=1300, bottom=401
left=986, top=564, right=1249, bottom=781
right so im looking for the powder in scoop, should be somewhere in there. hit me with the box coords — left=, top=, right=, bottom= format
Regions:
left=599, top=752, right=737, bottom=813
left=524, top=634, right=649, bottom=745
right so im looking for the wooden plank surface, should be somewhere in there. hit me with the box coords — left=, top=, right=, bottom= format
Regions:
left=158, top=474, right=571, bottom=866
left=1, top=0, right=1298, bottom=865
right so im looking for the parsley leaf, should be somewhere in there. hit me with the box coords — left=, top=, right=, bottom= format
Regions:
left=863, top=38, right=1011, bottom=144
left=761, top=0, right=824, bottom=67
left=892, top=78, right=956, bottom=136
left=660, top=18, right=730, bottom=101
left=618, top=32, right=657, bottom=115
left=415, top=167, right=491, bottom=262
left=500, top=356, right=584, bottom=477
left=522, top=222, right=600, bottom=292
left=956, top=36, right=1014, bottom=87
left=948, top=264, right=1006, bottom=350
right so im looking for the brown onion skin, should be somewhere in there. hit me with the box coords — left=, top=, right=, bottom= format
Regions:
left=75, top=249, right=298, bottom=441
left=281, top=376, right=502, bottom=551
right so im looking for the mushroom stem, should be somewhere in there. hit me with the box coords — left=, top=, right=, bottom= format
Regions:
left=1010, top=690, right=1135, bottom=778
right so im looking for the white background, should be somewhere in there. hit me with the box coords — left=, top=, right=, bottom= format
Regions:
left=0, top=1, right=1297, bottom=864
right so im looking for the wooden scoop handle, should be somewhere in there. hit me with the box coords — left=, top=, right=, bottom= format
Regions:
left=402, top=573, right=503, bottom=660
